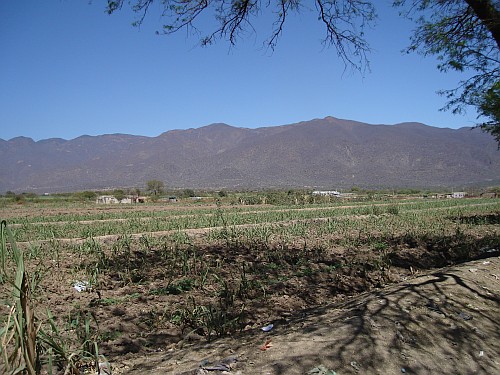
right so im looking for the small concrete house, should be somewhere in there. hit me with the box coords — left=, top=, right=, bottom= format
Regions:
left=452, top=192, right=466, bottom=199
left=96, top=195, right=119, bottom=204
left=312, top=190, right=341, bottom=197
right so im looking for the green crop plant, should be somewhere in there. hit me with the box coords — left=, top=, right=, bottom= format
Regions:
left=386, top=204, right=400, bottom=215
left=80, top=237, right=109, bottom=271
left=111, top=234, right=133, bottom=263
left=0, top=221, right=103, bottom=374
left=0, top=220, right=38, bottom=374
left=149, top=278, right=194, bottom=296
left=7, top=196, right=497, bottom=243
left=170, top=295, right=246, bottom=342
left=138, top=233, right=155, bottom=251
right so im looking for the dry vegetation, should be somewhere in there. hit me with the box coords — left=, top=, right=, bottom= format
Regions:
left=1, top=196, right=499, bottom=374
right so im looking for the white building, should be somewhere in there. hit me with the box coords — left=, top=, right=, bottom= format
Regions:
left=96, top=195, right=119, bottom=204
left=312, top=190, right=341, bottom=197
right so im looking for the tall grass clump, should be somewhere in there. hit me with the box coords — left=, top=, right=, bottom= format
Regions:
left=0, top=220, right=103, bottom=374
left=0, top=220, right=38, bottom=374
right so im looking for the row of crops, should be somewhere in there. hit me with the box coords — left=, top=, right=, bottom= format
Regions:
left=1, top=196, right=498, bottom=374
left=7, top=198, right=500, bottom=243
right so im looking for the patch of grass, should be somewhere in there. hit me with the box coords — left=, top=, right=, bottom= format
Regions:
left=149, top=278, right=194, bottom=295
left=99, top=330, right=123, bottom=342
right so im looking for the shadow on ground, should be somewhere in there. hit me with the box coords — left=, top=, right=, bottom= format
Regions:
left=114, top=256, right=500, bottom=375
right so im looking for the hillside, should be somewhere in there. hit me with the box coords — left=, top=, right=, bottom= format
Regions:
left=1, top=117, right=499, bottom=192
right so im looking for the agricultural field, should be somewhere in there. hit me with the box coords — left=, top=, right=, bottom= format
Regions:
left=1, top=196, right=499, bottom=373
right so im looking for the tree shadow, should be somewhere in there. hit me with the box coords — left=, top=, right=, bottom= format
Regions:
left=245, top=261, right=500, bottom=375
left=94, top=229, right=500, bottom=373
left=115, top=255, right=500, bottom=374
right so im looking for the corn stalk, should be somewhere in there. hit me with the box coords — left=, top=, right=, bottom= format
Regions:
left=1, top=220, right=101, bottom=374
left=0, top=220, right=38, bottom=374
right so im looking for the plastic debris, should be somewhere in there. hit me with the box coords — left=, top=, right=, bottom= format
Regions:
left=350, top=361, right=361, bottom=372
left=220, top=355, right=238, bottom=365
left=261, top=323, right=274, bottom=332
left=98, top=360, right=112, bottom=375
left=480, top=247, right=497, bottom=254
left=203, top=363, right=230, bottom=371
left=426, top=300, right=444, bottom=315
left=479, top=350, right=484, bottom=357
left=199, top=359, right=209, bottom=367
left=458, top=311, right=472, bottom=320
left=198, top=356, right=238, bottom=372
left=259, top=339, right=272, bottom=351
left=401, top=368, right=406, bottom=373
left=308, top=364, right=337, bottom=375
left=73, top=281, right=89, bottom=292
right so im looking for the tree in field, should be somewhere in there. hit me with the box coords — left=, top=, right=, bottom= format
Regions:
left=146, top=179, right=165, bottom=196
left=129, top=187, right=141, bottom=197
left=105, top=0, right=499, bottom=143
left=182, top=189, right=196, bottom=198
left=113, top=189, right=126, bottom=201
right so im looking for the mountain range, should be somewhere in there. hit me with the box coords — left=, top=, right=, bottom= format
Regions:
left=1, top=117, right=500, bottom=193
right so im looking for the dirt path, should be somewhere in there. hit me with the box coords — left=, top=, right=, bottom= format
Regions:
left=112, top=256, right=500, bottom=375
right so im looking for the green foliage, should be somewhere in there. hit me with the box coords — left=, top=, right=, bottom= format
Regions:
left=395, top=0, right=499, bottom=142
left=146, top=179, right=165, bottom=196
left=396, top=188, right=421, bottom=195
left=74, top=190, right=97, bottom=201
left=129, top=187, right=141, bottom=196
left=264, top=190, right=304, bottom=205
left=150, top=278, right=194, bottom=295
left=478, top=80, right=500, bottom=145
left=0, top=221, right=103, bottom=374
left=13, top=194, right=26, bottom=204
left=112, top=189, right=126, bottom=201
left=182, top=189, right=196, bottom=198
left=387, top=204, right=400, bottom=215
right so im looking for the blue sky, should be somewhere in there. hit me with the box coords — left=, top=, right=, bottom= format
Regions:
left=0, top=1, right=482, bottom=141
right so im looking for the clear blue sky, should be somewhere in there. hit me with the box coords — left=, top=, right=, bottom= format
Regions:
left=0, top=1, right=481, bottom=141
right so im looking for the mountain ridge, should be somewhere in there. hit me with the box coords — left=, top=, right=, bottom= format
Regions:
left=1, top=117, right=499, bottom=192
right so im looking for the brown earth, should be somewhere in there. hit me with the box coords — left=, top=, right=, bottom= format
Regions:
left=112, top=256, right=500, bottom=375
left=2, top=203, right=499, bottom=375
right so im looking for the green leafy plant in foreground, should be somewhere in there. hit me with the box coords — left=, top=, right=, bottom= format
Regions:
left=0, top=220, right=103, bottom=374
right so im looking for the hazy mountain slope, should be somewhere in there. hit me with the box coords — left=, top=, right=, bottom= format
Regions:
left=1, top=117, right=499, bottom=192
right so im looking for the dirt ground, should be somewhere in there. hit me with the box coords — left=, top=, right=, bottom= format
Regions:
left=2, top=202, right=499, bottom=375
left=110, top=256, right=500, bottom=375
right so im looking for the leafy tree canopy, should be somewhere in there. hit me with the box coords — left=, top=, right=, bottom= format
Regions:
left=113, top=189, right=126, bottom=201
left=395, top=0, right=499, bottom=139
left=478, top=80, right=500, bottom=145
left=182, top=189, right=196, bottom=198
left=106, top=0, right=499, bottom=143
left=146, top=179, right=165, bottom=196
